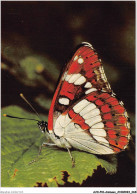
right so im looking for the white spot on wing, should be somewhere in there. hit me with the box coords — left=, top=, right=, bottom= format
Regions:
left=65, top=122, right=76, bottom=134
left=124, top=111, right=128, bottom=118
left=59, top=98, right=69, bottom=105
left=65, top=74, right=72, bottom=81
left=90, top=128, right=106, bottom=137
left=127, top=134, right=131, bottom=140
left=99, top=66, right=108, bottom=81
left=120, top=101, right=124, bottom=106
left=54, top=114, right=71, bottom=136
left=62, top=71, right=68, bottom=81
left=84, top=82, right=92, bottom=88
left=85, top=115, right=102, bottom=127
left=68, top=73, right=81, bottom=83
left=74, top=55, right=78, bottom=61
left=80, top=103, right=96, bottom=116
left=93, top=136, right=109, bottom=144
left=83, top=108, right=100, bottom=119
left=54, top=127, right=64, bottom=137
left=101, top=73, right=107, bottom=81
left=82, top=42, right=93, bottom=49
left=54, top=119, right=64, bottom=136
left=74, top=76, right=86, bottom=85
left=99, top=66, right=104, bottom=73
left=126, top=122, right=130, bottom=128
left=58, top=114, right=71, bottom=128
left=78, top=57, right=84, bottom=64
left=92, top=122, right=104, bottom=129
left=85, top=88, right=97, bottom=94
left=73, top=99, right=90, bottom=113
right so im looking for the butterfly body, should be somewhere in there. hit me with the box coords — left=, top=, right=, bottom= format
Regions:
left=39, top=42, right=130, bottom=155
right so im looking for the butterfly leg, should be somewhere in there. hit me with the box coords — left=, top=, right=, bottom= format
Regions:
left=28, top=142, right=57, bottom=165
left=38, top=142, right=56, bottom=155
left=67, top=147, right=75, bottom=168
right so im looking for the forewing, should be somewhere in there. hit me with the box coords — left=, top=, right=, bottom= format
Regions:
left=48, top=42, right=111, bottom=131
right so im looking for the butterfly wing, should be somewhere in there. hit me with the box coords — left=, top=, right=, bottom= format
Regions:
left=48, top=42, right=111, bottom=130
left=48, top=42, right=130, bottom=154
left=53, top=90, right=130, bottom=154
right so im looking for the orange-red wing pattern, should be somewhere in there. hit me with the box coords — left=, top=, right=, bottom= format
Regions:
left=86, top=91, right=130, bottom=152
left=48, top=43, right=111, bottom=130
left=47, top=42, right=130, bottom=153
left=60, top=90, right=130, bottom=153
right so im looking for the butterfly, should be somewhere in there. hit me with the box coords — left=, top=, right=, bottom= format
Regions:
left=4, top=42, right=130, bottom=166
left=37, top=42, right=130, bottom=165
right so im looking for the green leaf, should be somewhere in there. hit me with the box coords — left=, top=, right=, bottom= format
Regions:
left=19, top=55, right=59, bottom=87
left=2, top=106, right=117, bottom=187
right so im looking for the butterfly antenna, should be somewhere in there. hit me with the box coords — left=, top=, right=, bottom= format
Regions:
left=3, top=114, right=39, bottom=122
left=20, top=93, right=42, bottom=120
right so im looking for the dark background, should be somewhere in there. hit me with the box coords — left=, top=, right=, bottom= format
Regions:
left=1, top=1, right=135, bottom=187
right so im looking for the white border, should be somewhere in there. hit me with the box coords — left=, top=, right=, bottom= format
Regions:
left=0, top=187, right=137, bottom=193
left=1, top=0, right=136, bottom=193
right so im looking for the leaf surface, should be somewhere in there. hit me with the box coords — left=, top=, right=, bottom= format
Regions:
left=2, top=106, right=117, bottom=187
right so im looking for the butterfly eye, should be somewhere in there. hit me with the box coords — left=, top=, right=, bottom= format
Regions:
left=38, top=121, right=48, bottom=133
